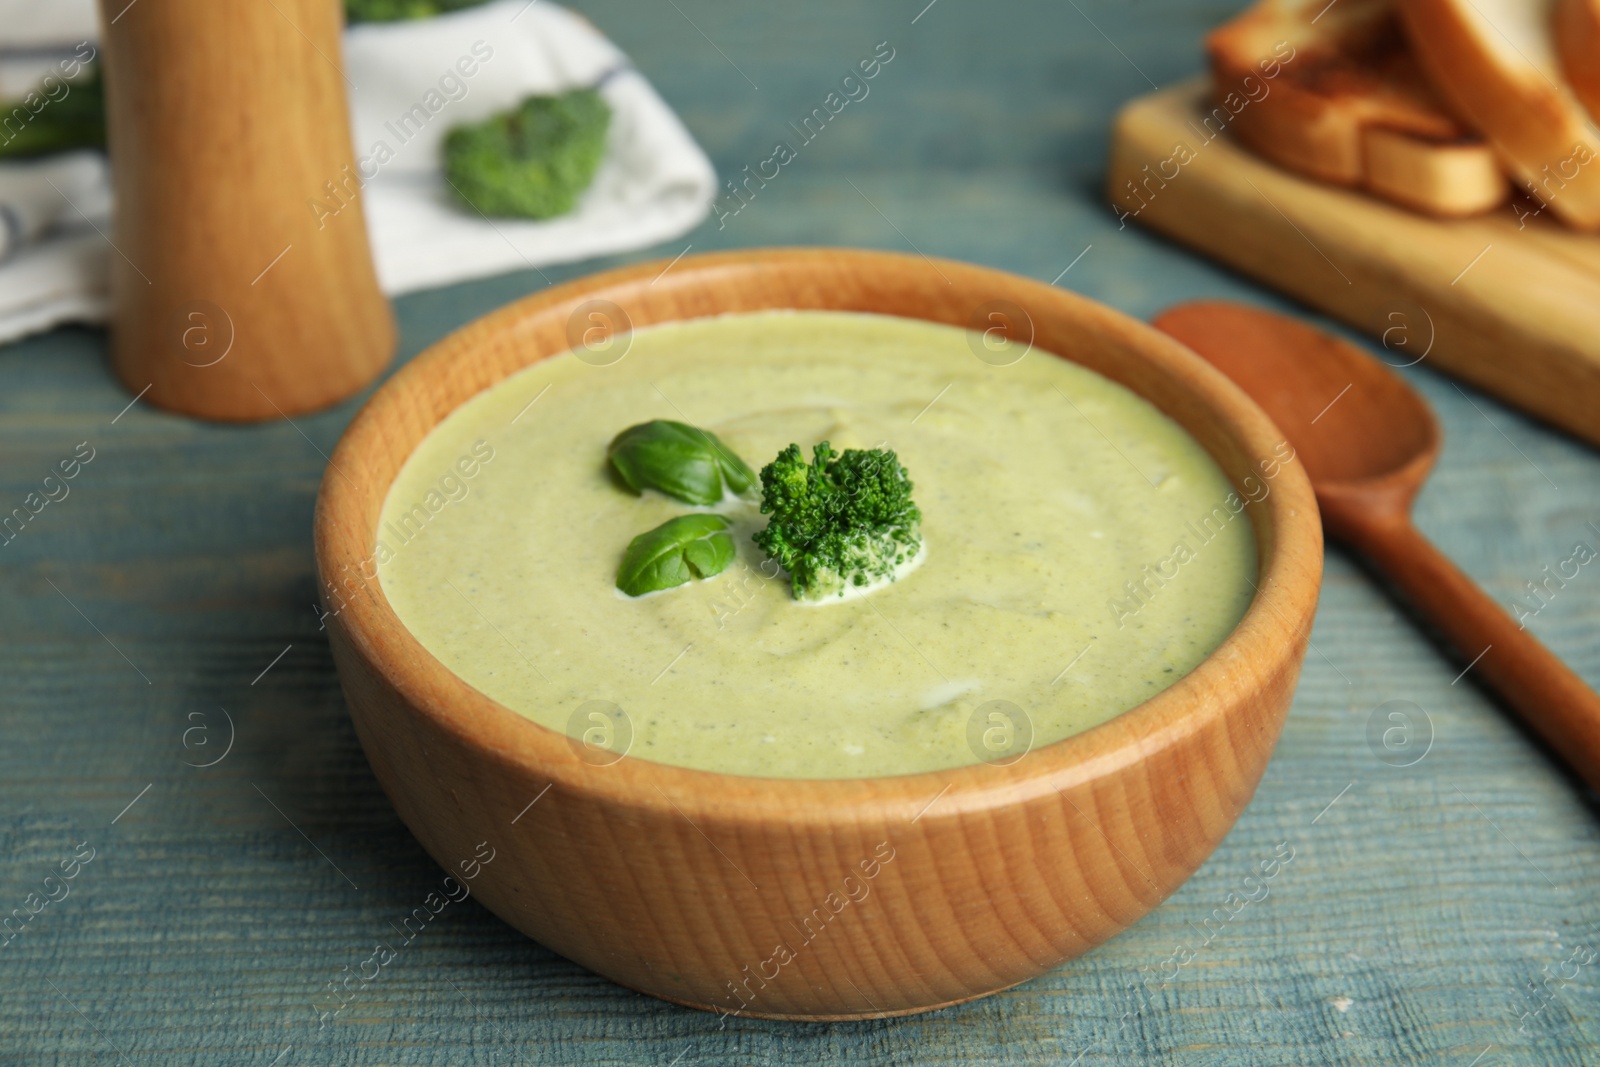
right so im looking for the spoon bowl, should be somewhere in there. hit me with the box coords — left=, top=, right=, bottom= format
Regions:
left=1154, top=301, right=1437, bottom=497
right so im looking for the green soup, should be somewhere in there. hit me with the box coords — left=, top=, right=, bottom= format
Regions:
left=377, top=311, right=1257, bottom=778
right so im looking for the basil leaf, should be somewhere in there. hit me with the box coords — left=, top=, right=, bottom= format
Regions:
left=617, top=514, right=736, bottom=596
left=608, top=420, right=756, bottom=505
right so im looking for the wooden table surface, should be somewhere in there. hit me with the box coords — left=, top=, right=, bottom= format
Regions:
left=3, top=1, right=1597, bottom=1063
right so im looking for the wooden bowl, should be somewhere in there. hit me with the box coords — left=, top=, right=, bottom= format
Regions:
left=314, top=249, right=1323, bottom=1020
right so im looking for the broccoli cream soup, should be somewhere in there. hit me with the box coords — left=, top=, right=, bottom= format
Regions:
left=377, top=311, right=1258, bottom=778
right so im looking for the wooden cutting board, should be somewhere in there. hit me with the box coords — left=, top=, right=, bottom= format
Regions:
left=1107, top=80, right=1600, bottom=449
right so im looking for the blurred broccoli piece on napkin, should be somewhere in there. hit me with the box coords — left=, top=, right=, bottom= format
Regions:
left=442, top=88, right=611, bottom=219
left=0, top=66, right=104, bottom=160
left=344, top=0, right=490, bottom=23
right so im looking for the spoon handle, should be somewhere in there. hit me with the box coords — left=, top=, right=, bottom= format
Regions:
left=1350, top=517, right=1600, bottom=790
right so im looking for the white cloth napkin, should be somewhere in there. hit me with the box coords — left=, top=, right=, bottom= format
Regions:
left=0, top=0, right=715, bottom=346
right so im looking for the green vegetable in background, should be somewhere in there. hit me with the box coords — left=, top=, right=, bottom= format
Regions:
left=751, top=442, right=923, bottom=602
left=442, top=88, right=611, bottom=219
left=608, top=420, right=756, bottom=506
left=344, top=0, right=489, bottom=23
left=0, top=65, right=104, bottom=160
left=616, top=514, right=735, bottom=596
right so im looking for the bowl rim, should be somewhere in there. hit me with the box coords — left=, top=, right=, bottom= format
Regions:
left=315, top=247, right=1322, bottom=828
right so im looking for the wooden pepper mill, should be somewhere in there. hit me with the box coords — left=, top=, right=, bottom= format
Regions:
left=97, top=0, right=394, bottom=421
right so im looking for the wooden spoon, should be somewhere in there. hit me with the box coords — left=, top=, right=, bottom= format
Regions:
left=1154, top=300, right=1600, bottom=791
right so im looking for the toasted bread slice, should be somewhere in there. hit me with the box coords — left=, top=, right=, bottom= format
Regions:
left=1557, top=0, right=1600, bottom=124
left=1207, top=0, right=1506, bottom=216
left=1400, top=0, right=1600, bottom=230
left=1362, top=127, right=1510, bottom=215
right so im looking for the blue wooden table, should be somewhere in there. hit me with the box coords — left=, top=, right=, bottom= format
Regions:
left=4, top=2, right=1598, bottom=1063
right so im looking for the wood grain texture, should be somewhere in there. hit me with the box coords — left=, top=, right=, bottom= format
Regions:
left=96, top=0, right=394, bottom=421
left=1107, top=80, right=1600, bottom=449
left=314, top=249, right=1323, bottom=1019
left=2, top=0, right=1597, bottom=1061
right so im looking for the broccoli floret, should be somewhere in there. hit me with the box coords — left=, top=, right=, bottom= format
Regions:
left=0, top=65, right=104, bottom=160
left=441, top=88, right=611, bottom=219
left=344, top=0, right=488, bottom=23
left=752, top=442, right=923, bottom=601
